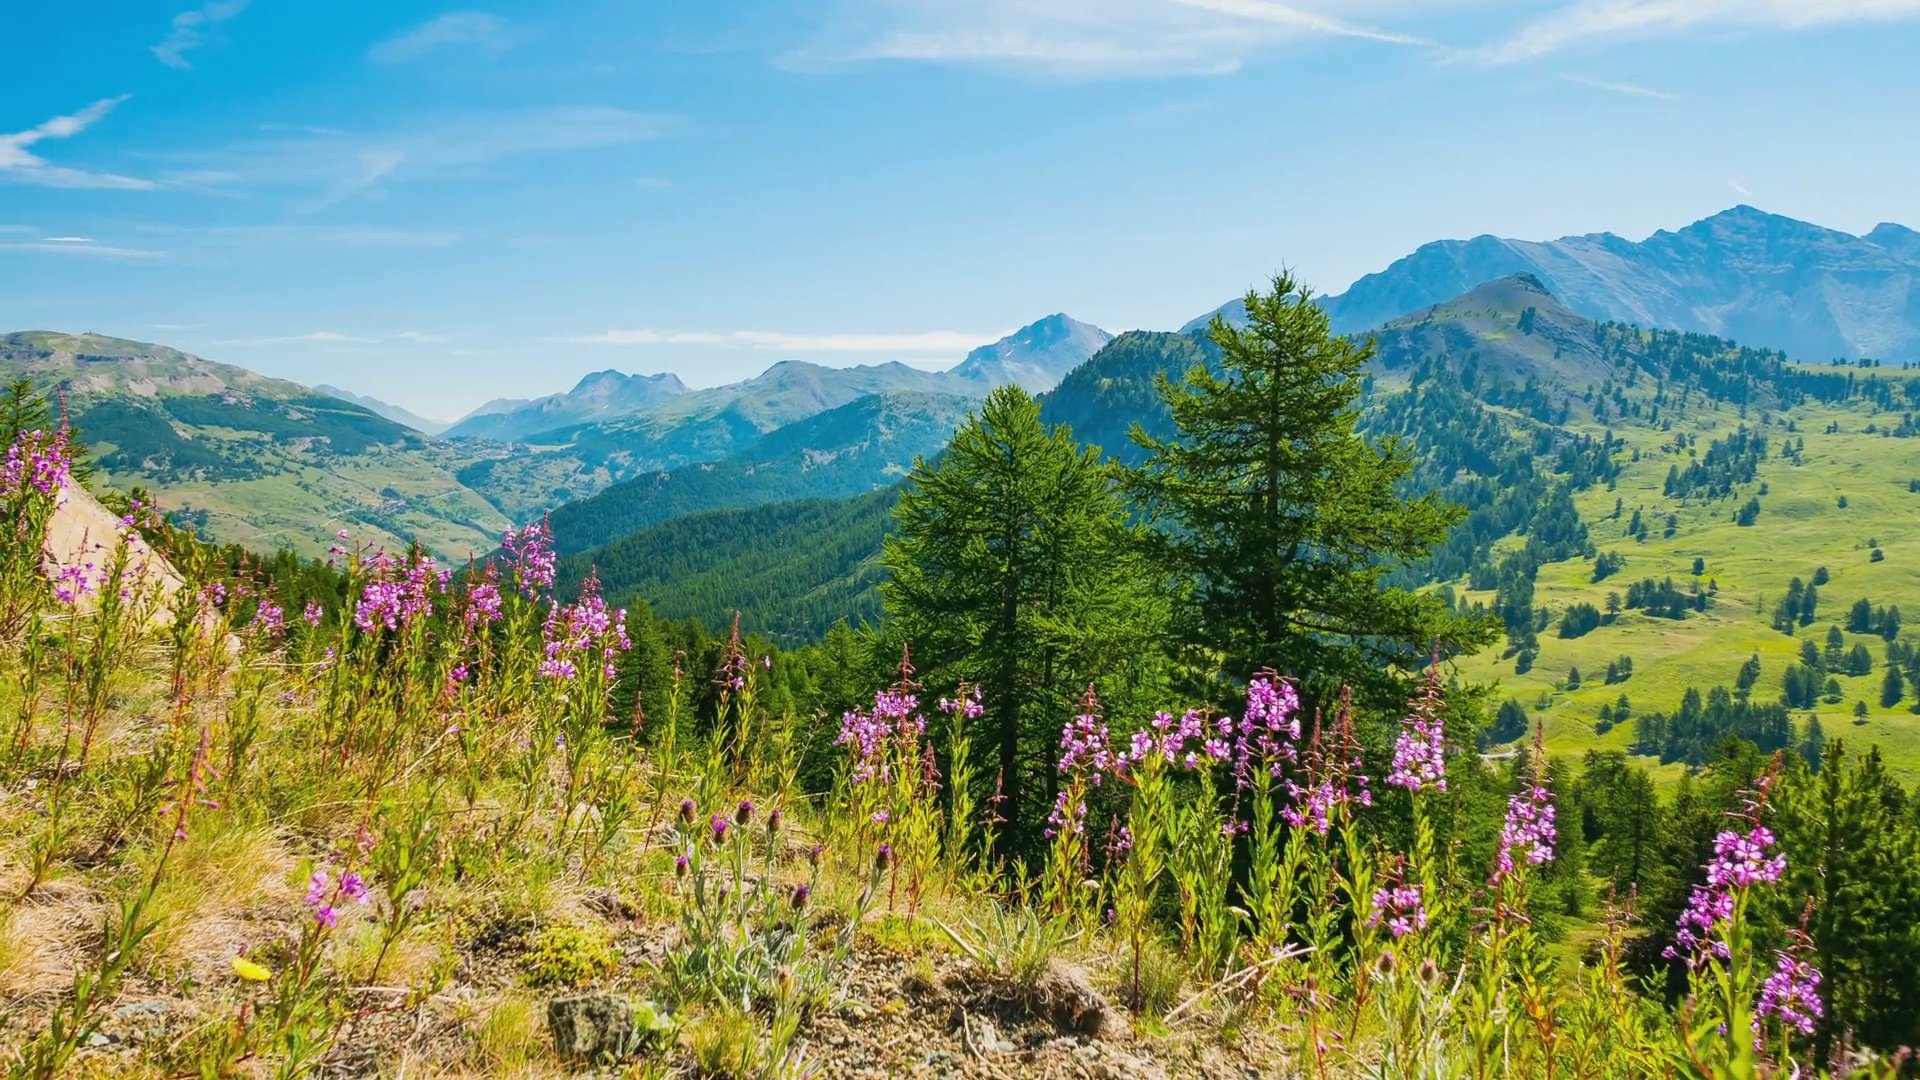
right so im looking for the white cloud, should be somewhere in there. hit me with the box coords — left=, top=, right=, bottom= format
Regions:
left=165, top=106, right=676, bottom=209
left=564, top=328, right=1005, bottom=353
left=368, top=12, right=521, bottom=64
left=0, top=96, right=155, bottom=190
left=1482, top=0, right=1920, bottom=64
left=1561, top=74, right=1677, bottom=100
left=210, top=329, right=453, bottom=347
left=1730, top=179, right=1754, bottom=197
left=796, top=0, right=1439, bottom=77
left=153, top=0, right=250, bottom=70
left=212, top=331, right=382, bottom=346
left=136, top=223, right=464, bottom=248
left=0, top=241, right=165, bottom=258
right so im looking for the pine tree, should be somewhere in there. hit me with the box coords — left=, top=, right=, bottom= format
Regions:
left=1129, top=273, right=1495, bottom=697
left=884, top=385, right=1167, bottom=856
left=1882, top=665, right=1906, bottom=708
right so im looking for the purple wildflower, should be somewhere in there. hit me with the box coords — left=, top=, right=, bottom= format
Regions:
left=1283, top=689, right=1373, bottom=834
left=302, top=600, right=324, bottom=627
left=1368, top=884, right=1429, bottom=939
left=1665, top=773, right=1788, bottom=965
left=501, top=519, right=556, bottom=597
left=1387, top=663, right=1448, bottom=793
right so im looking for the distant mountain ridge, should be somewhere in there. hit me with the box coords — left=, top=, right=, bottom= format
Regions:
left=315, top=384, right=449, bottom=436
left=442, top=368, right=690, bottom=441
left=950, top=314, right=1113, bottom=393
left=1187, top=206, right=1920, bottom=364
left=1, top=331, right=508, bottom=558
left=447, top=314, right=1113, bottom=521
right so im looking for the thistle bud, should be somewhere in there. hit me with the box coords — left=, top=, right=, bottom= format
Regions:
left=808, top=844, right=825, bottom=868
left=1374, top=949, right=1398, bottom=979
left=875, top=843, right=893, bottom=873
left=679, top=798, right=697, bottom=824
left=767, top=807, right=783, bottom=836
left=674, top=854, right=690, bottom=879
left=734, top=799, right=755, bottom=827
left=1417, top=957, right=1442, bottom=988
left=791, top=883, right=811, bottom=912
left=710, top=814, right=730, bottom=845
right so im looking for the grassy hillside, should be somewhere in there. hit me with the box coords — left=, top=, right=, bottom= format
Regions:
left=3, top=332, right=508, bottom=559
left=1452, top=382, right=1920, bottom=778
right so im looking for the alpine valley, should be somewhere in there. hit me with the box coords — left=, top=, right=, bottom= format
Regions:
left=8, top=206, right=1920, bottom=778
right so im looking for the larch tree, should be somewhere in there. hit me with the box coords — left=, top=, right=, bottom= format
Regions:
left=1128, top=273, right=1497, bottom=701
left=882, top=385, right=1168, bottom=858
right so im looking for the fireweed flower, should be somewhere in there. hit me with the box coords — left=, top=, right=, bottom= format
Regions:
left=51, top=561, right=97, bottom=605
left=302, top=600, right=324, bottom=627
left=252, top=603, right=286, bottom=637
left=501, top=519, right=557, bottom=596
left=1665, top=777, right=1788, bottom=964
left=537, top=575, right=630, bottom=681
left=1494, top=760, right=1557, bottom=880
left=1283, top=690, right=1373, bottom=834
left=1756, top=944, right=1823, bottom=1040
left=1387, top=663, right=1448, bottom=793
left=938, top=686, right=984, bottom=720
left=1, top=427, right=74, bottom=498
left=464, top=579, right=503, bottom=629
left=354, top=551, right=442, bottom=633
left=1234, top=673, right=1302, bottom=787
left=836, top=685, right=926, bottom=785
left=1369, top=884, right=1429, bottom=939
left=1047, top=689, right=1119, bottom=839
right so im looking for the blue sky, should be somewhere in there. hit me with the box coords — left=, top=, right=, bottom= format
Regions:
left=4, top=1, right=1919, bottom=419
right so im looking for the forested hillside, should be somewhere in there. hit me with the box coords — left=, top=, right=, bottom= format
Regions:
left=0, top=332, right=508, bottom=558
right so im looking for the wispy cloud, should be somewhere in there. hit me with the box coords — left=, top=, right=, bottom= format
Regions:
left=563, top=328, right=1004, bottom=353
left=153, top=0, right=249, bottom=70
left=136, top=223, right=465, bottom=248
left=795, top=0, right=1438, bottom=78
left=211, top=329, right=454, bottom=347
left=1730, top=179, right=1754, bottom=197
left=635, top=176, right=672, bottom=191
left=1481, top=0, right=1920, bottom=64
left=0, top=96, right=154, bottom=190
left=1561, top=74, right=1678, bottom=100
left=212, top=330, right=382, bottom=346
left=0, top=240, right=165, bottom=258
left=368, top=12, right=522, bottom=64
left=164, top=106, right=677, bottom=210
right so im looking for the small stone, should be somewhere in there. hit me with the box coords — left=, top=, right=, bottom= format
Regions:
left=1034, top=959, right=1122, bottom=1040
left=547, top=993, right=638, bottom=1062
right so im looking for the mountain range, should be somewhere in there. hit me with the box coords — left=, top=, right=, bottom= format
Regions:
left=1188, top=206, right=1920, bottom=365
left=314, top=384, right=449, bottom=436
left=0, top=331, right=508, bottom=558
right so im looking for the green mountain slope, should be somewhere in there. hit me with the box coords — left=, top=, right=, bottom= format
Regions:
left=546, top=390, right=973, bottom=554
left=559, top=488, right=898, bottom=642
left=1, top=331, right=508, bottom=559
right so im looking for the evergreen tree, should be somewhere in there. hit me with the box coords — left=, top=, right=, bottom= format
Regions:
left=1129, top=273, right=1495, bottom=697
left=884, top=385, right=1167, bottom=856
left=1883, top=665, right=1906, bottom=708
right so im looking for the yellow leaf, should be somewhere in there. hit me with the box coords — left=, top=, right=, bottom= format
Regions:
left=231, top=956, right=273, bottom=982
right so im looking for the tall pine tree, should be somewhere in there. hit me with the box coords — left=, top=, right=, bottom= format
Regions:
left=883, top=386, right=1168, bottom=857
left=1129, top=273, right=1496, bottom=698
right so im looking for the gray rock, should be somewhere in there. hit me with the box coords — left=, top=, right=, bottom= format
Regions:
left=547, top=994, right=638, bottom=1062
left=1034, top=959, right=1121, bottom=1040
